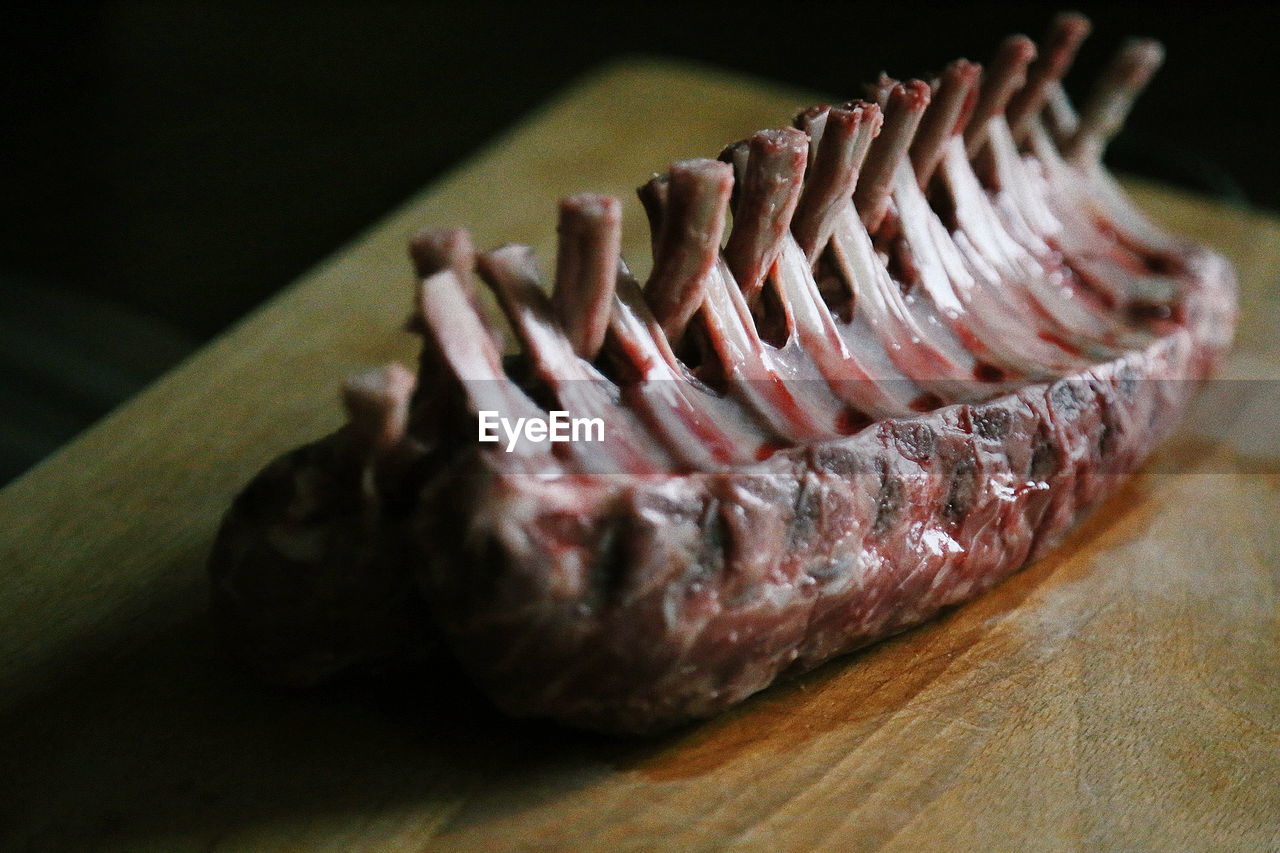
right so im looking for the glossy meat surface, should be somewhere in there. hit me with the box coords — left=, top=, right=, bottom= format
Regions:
left=209, top=13, right=1237, bottom=733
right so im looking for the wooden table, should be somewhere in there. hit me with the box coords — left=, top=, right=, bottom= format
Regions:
left=2, top=60, right=1277, bottom=852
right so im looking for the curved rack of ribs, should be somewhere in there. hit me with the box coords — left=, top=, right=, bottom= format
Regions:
left=209, top=13, right=1238, bottom=734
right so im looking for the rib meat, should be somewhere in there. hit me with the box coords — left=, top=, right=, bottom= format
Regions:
left=209, top=14, right=1238, bottom=733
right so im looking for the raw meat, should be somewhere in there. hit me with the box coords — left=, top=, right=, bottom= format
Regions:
left=209, top=13, right=1237, bottom=733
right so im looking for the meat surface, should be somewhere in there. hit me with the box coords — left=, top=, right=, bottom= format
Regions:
left=209, top=13, right=1237, bottom=733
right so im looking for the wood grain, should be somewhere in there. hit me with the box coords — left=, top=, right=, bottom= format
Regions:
left=0, top=59, right=1276, bottom=852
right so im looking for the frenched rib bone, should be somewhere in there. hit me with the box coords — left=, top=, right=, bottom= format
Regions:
left=210, top=13, right=1239, bottom=734
left=644, top=158, right=735, bottom=344
left=553, top=194, right=622, bottom=361
left=1007, top=12, right=1092, bottom=144
left=965, top=35, right=1036, bottom=157
left=910, top=60, right=981, bottom=187
left=722, top=127, right=809, bottom=305
left=855, top=80, right=930, bottom=233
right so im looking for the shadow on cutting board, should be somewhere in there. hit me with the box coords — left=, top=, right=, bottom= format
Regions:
left=0, top=468, right=1172, bottom=850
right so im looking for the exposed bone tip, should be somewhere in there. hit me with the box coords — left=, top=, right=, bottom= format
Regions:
left=945, top=58, right=983, bottom=85
left=409, top=227, right=475, bottom=277
left=1054, top=10, right=1093, bottom=39
left=560, top=193, right=622, bottom=226
left=792, top=96, right=882, bottom=260
left=794, top=103, right=830, bottom=128
left=867, top=74, right=898, bottom=105
left=1006, top=12, right=1092, bottom=142
left=1122, top=37, right=1166, bottom=69
left=723, top=124, right=810, bottom=297
left=478, top=242, right=535, bottom=273
left=751, top=126, right=809, bottom=155
left=667, top=159, right=736, bottom=210
left=345, top=362, right=415, bottom=400
left=342, top=363, right=416, bottom=452
left=671, top=157, right=735, bottom=184
left=825, top=103, right=867, bottom=132
left=1063, top=34, right=1167, bottom=162
left=1004, top=33, right=1039, bottom=64
left=895, top=80, right=933, bottom=112
left=638, top=172, right=671, bottom=203
left=841, top=100, right=884, bottom=136
left=718, top=139, right=748, bottom=162
left=1041, top=12, right=1092, bottom=78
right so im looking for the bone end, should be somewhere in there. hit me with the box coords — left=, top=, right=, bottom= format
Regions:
left=343, top=363, right=416, bottom=455
left=409, top=227, right=475, bottom=278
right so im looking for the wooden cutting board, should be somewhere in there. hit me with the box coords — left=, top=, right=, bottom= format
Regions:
left=1, top=60, right=1276, bottom=852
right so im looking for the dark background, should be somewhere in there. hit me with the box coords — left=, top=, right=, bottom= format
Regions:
left=2, top=1, right=1276, bottom=484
